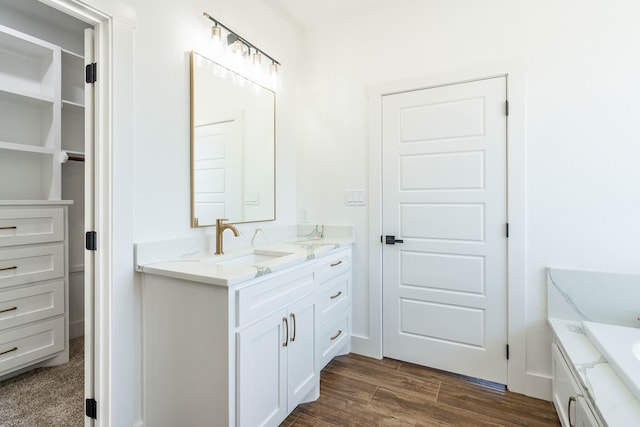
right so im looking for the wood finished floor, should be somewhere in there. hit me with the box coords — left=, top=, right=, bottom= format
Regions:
left=281, top=354, right=560, bottom=427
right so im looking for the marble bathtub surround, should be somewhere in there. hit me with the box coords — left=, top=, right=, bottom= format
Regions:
left=547, top=268, right=640, bottom=426
left=547, top=268, right=640, bottom=327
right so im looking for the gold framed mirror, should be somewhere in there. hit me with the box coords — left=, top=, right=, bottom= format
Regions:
left=190, top=51, right=276, bottom=227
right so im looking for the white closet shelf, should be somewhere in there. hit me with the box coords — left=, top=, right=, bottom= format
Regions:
left=0, top=86, right=55, bottom=106
left=62, top=99, right=84, bottom=112
left=61, top=48, right=83, bottom=60
left=0, top=141, right=55, bottom=155
left=0, top=24, right=57, bottom=57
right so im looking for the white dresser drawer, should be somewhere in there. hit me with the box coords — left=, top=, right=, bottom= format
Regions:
left=236, top=265, right=316, bottom=328
left=319, top=272, right=349, bottom=321
left=317, top=250, right=350, bottom=284
left=0, top=244, right=64, bottom=290
left=0, top=208, right=64, bottom=247
left=0, top=281, right=64, bottom=331
left=0, top=317, right=65, bottom=376
left=319, top=310, right=350, bottom=369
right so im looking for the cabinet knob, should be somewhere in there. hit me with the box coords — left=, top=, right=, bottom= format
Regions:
left=282, top=317, right=289, bottom=347
left=330, top=291, right=343, bottom=300
left=567, top=396, right=576, bottom=427
left=290, top=313, right=296, bottom=342
left=0, top=346, right=18, bottom=356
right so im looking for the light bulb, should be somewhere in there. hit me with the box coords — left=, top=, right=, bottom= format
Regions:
left=211, top=25, right=222, bottom=42
left=270, top=62, right=278, bottom=87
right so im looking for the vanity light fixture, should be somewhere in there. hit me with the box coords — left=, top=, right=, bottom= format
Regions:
left=203, top=12, right=280, bottom=89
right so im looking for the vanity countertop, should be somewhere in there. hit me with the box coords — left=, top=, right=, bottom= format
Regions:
left=139, top=238, right=352, bottom=287
left=548, top=317, right=640, bottom=426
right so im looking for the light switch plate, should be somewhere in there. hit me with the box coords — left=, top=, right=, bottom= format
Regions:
left=345, top=190, right=366, bottom=206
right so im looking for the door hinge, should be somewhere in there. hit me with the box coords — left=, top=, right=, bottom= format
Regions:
left=86, top=398, right=97, bottom=419
left=85, top=63, right=97, bottom=83
left=86, top=231, right=97, bottom=251
left=505, top=100, right=509, bottom=116
left=505, top=222, right=509, bottom=238
left=380, top=235, right=383, bottom=243
left=506, top=344, right=510, bottom=360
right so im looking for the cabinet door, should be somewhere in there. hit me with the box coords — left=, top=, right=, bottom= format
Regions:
left=552, top=344, right=581, bottom=427
left=287, top=293, right=317, bottom=412
left=576, top=396, right=601, bottom=427
left=237, top=309, right=287, bottom=427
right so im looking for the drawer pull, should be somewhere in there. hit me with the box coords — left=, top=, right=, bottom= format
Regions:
left=0, top=226, right=17, bottom=230
left=290, top=313, right=296, bottom=342
left=330, top=291, right=343, bottom=300
left=568, top=396, right=576, bottom=427
left=0, top=347, right=18, bottom=356
left=0, top=306, right=18, bottom=314
left=282, top=317, right=289, bottom=347
left=0, top=266, right=18, bottom=272
left=330, top=261, right=343, bottom=267
left=330, top=330, right=343, bottom=341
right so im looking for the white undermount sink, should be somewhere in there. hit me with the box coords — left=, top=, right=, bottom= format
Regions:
left=201, top=249, right=294, bottom=268
left=582, top=321, right=640, bottom=401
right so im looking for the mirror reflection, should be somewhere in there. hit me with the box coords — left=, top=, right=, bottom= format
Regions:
left=190, top=51, right=275, bottom=227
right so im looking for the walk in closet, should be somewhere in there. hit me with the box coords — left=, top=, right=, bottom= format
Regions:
left=0, top=0, right=91, bottom=379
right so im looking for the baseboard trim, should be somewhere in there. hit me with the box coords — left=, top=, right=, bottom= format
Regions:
left=350, top=334, right=382, bottom=359
left=518, top=372, right=552, bottom=401
left=69, top=319, right=84, bottom=339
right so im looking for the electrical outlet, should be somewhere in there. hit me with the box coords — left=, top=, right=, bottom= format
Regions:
left=300, top=208, right=310, bottom=223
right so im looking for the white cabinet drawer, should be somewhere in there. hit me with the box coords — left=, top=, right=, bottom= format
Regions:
left=0, top=317, right=65, bottom=376
left=0, top=244, right=64, bottom=290
left=0, top=281, right=64, bottom=331
left=319, top=272, right=349, bottom=321
left=0, top=208, right=64, bottom=247
left=319, top=310, right=349, bottom=369
left=317, top=250, right=350, bottom=284
left=236, top=266, right=316, bottom=328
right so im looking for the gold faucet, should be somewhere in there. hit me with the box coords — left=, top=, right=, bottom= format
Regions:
left=215, top=218, right=240, bottom=255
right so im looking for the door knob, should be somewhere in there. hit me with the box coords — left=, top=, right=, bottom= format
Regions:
left=385, top=235, right=404, bottom=245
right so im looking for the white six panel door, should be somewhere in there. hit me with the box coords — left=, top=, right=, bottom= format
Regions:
left=382, top=77, right=508, bottom=384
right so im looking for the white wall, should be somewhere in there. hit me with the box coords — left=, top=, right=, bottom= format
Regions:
left=132, top=0, right=300, bottom=243
left=296, top=0, right=640, bottom=398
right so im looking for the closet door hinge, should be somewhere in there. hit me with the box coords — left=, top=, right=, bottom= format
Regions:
left=505, top=100, right=509, bottom=116
left=506, top=222, right=510, bottom=238
left=86, top=63, right=97, bottom=84
left=86, top=231, right=97, bottom=251
left=506, top=344, right=510, bottom=360
left=85, top=398, right=97, bottom=419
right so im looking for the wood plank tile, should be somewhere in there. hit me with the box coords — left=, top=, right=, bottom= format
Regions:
left=436, top=382, right=560, bottom=427
left=280, top=354, right=560, bottom=427
left=372, top=386, right=511, bottom=427
left=296, top=391, right=398, bottom=427
left=325, top=357, right=440, bottom=401
left=319, top=369, right=378, bottom=404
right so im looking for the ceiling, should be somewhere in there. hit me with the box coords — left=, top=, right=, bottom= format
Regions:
left=263, top=0, right=384, bottom=29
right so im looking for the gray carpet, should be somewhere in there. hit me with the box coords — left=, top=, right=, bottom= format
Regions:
left=0, top=337, right=84, bottom=427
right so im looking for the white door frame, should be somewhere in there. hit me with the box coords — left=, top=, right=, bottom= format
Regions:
left=39, top=0, right=136, bottom=424
left=365, top=61, right=534, bottom=396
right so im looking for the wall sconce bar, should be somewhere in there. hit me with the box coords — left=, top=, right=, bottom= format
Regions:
left=203, top=12, right=280, bottom=66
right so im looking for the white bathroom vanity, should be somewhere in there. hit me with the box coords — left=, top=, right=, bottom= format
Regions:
left=136, top=227, right=352, bottom=427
